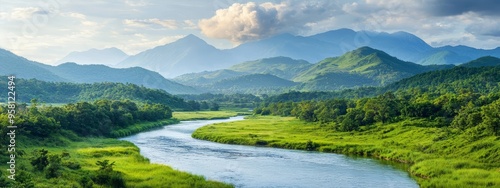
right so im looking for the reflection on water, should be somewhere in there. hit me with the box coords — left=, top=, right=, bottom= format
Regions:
left=121, top=116, right=418, bottom=188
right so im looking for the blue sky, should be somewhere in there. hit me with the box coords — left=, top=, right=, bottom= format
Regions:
left=1, top=0, right=499, bottom=65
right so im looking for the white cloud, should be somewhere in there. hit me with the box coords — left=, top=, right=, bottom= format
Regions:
left=199, top=1, right=341, bottom=43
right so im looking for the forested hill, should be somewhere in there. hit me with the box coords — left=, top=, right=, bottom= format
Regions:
left=293, top=47, right=452, bottom=91
left=265, top=61, right=500, bottom=102
left=383, top=66, right=500, bottom=94
left=0, top=76, right=194, bottom=110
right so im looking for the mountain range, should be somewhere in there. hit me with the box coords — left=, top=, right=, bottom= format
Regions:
left=105, top=29, right=500, bottom=78
left=174, top=47, right=456, bottom=93
left=0, top=49, right=198, bottom=94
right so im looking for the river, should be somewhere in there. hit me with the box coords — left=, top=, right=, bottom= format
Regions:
left=120, top=116, right=419, bottom=188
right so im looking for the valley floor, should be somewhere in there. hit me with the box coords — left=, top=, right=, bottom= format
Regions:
left=192, top=115, right=500, bottom=187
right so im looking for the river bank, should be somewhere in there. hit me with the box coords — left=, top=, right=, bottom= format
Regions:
left=192, top=115, right=500, bottom=187
left=0, top=111, right=240, bottom=187
left=122, top=116, right=418, bottom=188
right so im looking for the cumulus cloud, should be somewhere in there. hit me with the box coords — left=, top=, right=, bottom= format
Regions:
left=424, top=0, right=500, bottom=16
left=199, top=1, right=340, bottom=43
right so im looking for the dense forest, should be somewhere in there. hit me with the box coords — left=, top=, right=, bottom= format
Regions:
left=0, top=76, right=219, bottom=111
left=0, top=99, right=178, bottom=187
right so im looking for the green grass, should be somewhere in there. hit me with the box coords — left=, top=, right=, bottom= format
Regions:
left=173, top=111, right=240, bottom=121
left=193, top=115, right=500, bottom=187
left=1, top=136, right=232, bottom=188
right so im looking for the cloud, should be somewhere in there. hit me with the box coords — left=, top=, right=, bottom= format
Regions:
left=124, top=18, right=178, bottom=29
left=0, top=7, right=49, bottom=20
left=199, top=1, right=340, bottom=43
left=466, top=17, right=500, bottom=37
left=424, top=0, right=500, bottom=16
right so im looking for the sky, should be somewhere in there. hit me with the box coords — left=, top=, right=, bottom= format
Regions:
left=1, top=0, right=499, bottom=65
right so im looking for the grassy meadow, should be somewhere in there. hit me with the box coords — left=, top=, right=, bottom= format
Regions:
left=192, top=115, right=500, bottom=187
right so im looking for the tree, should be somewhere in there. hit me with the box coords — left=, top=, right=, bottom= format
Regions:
left=30, top=149, right=49, bottom=171
left=481, top=99, right=500, bottom=136
left=210, top=102, right=220, bottom=111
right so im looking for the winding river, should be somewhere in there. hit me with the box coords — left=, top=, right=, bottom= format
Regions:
left=121, top=116, right=419, bottom=188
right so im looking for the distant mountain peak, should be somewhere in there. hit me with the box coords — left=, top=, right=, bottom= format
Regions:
left=175, top=34, right=207, bottom=45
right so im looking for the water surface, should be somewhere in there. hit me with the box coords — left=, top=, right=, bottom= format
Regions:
left=121, top=116, right=418, bottom=188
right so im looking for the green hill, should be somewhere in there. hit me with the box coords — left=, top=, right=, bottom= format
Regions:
left=459, top=56, right=500, bottom=68
left=294, top=47, right=450, bottom=90
left=228, top=56, right=312, bottom=80
left=0, top=76, right=192, bottom=109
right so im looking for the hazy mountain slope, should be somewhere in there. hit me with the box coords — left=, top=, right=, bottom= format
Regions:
left=117, top=34, right=231, bottom=78
left=230, top=34, right=340, bottom=63
left=48, top=63, right=199, bottom=94
left=205, top=74, right=298, bottom=94
left=0, top=48, right=66, bottom=82
left=308, top=29, right=433, bottom=62
left=459, top=56, right=500, bottom=68
left=416, top=50, right=471, bottom=65
left=173, top=69, right=249, bottom=86
left=56, top=47, right=129, bottom=66
left=228, top=56, right=312, bottom=80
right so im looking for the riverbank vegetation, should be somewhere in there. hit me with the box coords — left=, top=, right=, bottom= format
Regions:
left=194, top=66, right=500, bottom=187
left=0, top=99, right=233, bottom=187
left=173, top=111, right=240, bottom=121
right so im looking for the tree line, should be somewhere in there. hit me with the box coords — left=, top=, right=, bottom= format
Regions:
left=254, top=90, right=500, bottom=136
left=0, top=99, right=173, bottom=138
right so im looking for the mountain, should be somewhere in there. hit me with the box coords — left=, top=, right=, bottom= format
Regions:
left=114, top=29, right=500, bottom=78
left=206, top=74, right=298, bottom=94
left=459, top=56, right=500, bottom=68
left=0, top=48, right=66, bottom=82
left=416, top=50, right=471, bottom=65
left=229, top=34, right=340, bottom=64
left=56, top=47, right=129, bottom=66
left=173, top=69, right=248, bottom=86
left=309, top=29, right=433, bottom=62
left=228, top=56, right=312, bottom=80
left=117, top=34, right=230, bottom=78
left=47, top=63, right=199, bottom=94
left=294, top=47, right=450, bottom=91
left=0, top=49, right=198, bottom=94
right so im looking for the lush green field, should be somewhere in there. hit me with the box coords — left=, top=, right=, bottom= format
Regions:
left=193, top=115, right=500, bottom=187
left=173, top=111, right=240, bottom=121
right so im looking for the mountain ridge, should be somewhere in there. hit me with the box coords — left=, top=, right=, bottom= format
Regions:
left=114, top=29, right=500, bottom=78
